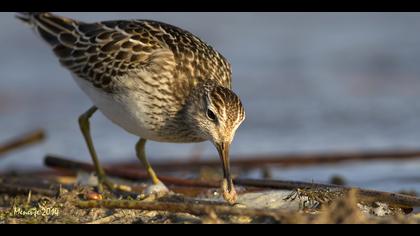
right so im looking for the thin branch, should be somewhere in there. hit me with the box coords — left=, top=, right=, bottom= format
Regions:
left=114, top=149, right=420, bottom=171
left=0, top=129, right=45, bottom=157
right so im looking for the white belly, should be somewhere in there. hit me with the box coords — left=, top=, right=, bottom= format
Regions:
left=73, top=76, right=160, bottom=140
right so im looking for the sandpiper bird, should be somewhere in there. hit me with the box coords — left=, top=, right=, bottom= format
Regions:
left=17, top=12, right=245, bottom=204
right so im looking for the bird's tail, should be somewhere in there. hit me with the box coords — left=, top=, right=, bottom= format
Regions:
left=15, top=12, right=37, bottom=24
left=16, top=12, right=78, bottom=47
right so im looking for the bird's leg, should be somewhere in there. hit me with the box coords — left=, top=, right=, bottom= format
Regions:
left=79, top=106, right=115, bottom=193
left=135, top=138, right=169, bottom=197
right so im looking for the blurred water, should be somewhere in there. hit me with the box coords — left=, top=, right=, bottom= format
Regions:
left=2, top=12, right=420, bottom=192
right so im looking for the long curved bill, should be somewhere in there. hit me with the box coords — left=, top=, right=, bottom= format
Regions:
left=216, top=142, right=237, bottom=204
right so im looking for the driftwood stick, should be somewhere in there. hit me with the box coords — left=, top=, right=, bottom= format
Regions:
left=0, top=129, right=45, bottom=156
left=113, top=149, right=420, bottom=171
left=76, top=199, right=290, bottom=221
left=45, top=155, right=420, bottom=208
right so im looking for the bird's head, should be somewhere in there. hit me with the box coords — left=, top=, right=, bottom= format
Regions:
left=185, top=83, right=245, bottom=204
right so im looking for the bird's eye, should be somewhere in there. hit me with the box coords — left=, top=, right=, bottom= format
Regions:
left=206, top=109, right=217, bottom=121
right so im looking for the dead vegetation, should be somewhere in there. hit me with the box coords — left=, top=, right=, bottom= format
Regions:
left=2, top=129, right=420, bottom=224
left=2, top=183, right=420, bottom=224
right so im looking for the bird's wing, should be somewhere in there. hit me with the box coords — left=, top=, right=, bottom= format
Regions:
left=18, top=13, right=232, bottom=91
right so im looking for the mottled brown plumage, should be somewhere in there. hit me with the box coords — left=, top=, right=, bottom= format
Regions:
left=18, top=12, right=245, bottom=204
left=19, top=13, right=232, bottom=93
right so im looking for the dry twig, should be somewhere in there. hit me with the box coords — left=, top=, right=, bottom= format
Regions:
left=115, top=149, right=420, bottom=171
left=0, top=129, right=45, bottom=157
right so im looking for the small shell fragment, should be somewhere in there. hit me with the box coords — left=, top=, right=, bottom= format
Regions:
left=86, top=191, right=103, bottom=201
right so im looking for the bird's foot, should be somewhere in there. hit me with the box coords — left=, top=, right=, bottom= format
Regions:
left=96, top=175, right=116, bottom=192
left=76, top=172, right=117, bottom=194
left=139, top=181, right=171, bottom=201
